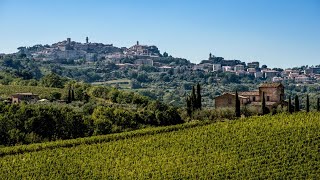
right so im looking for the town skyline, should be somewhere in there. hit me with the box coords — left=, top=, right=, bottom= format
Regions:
left=0, top=0, right=319, bottom=68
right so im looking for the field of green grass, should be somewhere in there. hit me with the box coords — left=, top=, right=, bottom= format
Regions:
left=0, top=112, right=319, bottom=179
left=92, top=79, right=131, bottom=89
left=0, top=85, right=65, bottom=99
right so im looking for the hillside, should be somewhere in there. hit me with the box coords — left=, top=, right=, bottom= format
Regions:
left=0, top=112, right=319, bottom=179
left=0, top=85, right=65, bottom=99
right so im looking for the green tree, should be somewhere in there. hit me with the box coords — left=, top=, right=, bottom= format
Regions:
left=186, top=96, right=192, bottom=118
left=288, top=96, right=292, bottom=114
left=317, top=98, right=320, bottom=112
left=262, top=92, right=267, bottom=115
left=67, top=88, right=72, bottom=103
left=49, top=91, right=62, bottom=101
left=40, top=73, right=65, bottom=88
left=191, top=86, right=196, bottom=111
left=91, top=106, right=112, bottom=135
left=196, top=83, right=202, bottom=110
left=235, top=91, right=240, bottom=117
left=306, top=94, right=310, bottom=112
left=71, top=87, right=75, bottom=101
left=294, top=95, right=300, bottom=112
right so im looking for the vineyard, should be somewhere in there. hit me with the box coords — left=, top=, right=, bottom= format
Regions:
left=0, top=112, right=319, bottom=179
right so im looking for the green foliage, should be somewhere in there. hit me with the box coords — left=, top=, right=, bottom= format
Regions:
left=0, top=103, right=89, bottom=145
left=261, top=92, right=267, bottom=115
left=196, top=83, right=202, bottom=110
left=317, top=98, right=320, bottom=112
left=186, top=83, right=202, bottom=117
left=306, top=94, right=310, bottom=112
left=235, top=91, right=240, bottom=117
left=0, top=113, right=319, bottom=179
left=288, top=96, right=292, bottom=114
left=294, top=95, right=300, bottom=112
left=40, top=73, right=66, bottom=88
left=48, top=91, right=62, bottom=101
left=0, top=85, right=65, bottom=99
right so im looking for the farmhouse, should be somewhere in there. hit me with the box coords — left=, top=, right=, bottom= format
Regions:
left=215, top=83, right=286, bottom=110
left=11, top=93, right=39, bottom=104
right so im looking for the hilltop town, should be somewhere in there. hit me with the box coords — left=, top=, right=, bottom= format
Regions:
left=0, top=38, right=319, bottom=108
left=7, top=37, right=320, bottom=84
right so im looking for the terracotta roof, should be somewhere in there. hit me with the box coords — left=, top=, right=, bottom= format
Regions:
left=216, top=93, right=249, bottom=99
left=239, top=91, right=259, bottom=96
left=259, top=83, right=283, bottom=88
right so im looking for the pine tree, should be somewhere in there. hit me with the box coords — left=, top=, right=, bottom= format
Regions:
left=235, top=90, right=240, bottom=117
left=288, top=96, right=292, bottom=114
left=306, top=94, right=310, bottom=112
left=317, top=98, right=320, bottom=112
left=294, top=95, right=299, bottom=112
left=262, top=92, right=266, bottom=115
left=196, top=83, right=202, bottom=110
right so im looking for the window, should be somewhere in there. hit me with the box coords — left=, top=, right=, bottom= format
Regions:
left=253, top=96, right=256, bottom=101
left=267, top=96, right=270, bottom=101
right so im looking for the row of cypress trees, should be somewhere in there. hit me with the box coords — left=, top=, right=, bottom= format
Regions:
left=186, top=83, right=202, bottom=117
left=287, top=95, right=320, bottom=113
left=67, top=86, right=75, bottom=103
left=235, top=92, right=320, bottom=117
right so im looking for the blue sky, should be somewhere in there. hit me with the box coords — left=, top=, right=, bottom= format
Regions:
left=0, top=0, right=319, bottom=68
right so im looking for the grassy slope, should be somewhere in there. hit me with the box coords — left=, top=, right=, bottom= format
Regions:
left=0, top=112, right=319, bottom=179
left=0, top=85, right=65, bottom=98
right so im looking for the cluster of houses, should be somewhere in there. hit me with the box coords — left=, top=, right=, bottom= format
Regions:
left=18, top=38, right=161, bottom=63
left=12, top=39, right=320, bottom=84
left=105, top=51, right=320, bottom=84
left=271, top=68, right=320, bottom=83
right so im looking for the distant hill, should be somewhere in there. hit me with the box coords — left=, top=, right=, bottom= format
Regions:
left=1, top=112, right=319, bottom=179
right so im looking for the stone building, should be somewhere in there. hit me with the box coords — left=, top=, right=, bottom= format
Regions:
left=214, top=93, right=250, bottom=108
left=234, top=64, right=245, bottom=71
left=11, top=93, right=39, bottom=104
left=214, top=83, right=286, bottom=110
left=213, top=64, right=222, bottom=72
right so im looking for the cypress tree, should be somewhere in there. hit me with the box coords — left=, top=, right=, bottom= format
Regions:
left=235, top=90, right=240, bottom=117
left=196, top=83, right=202, bottom=110
left=317, top=98, right=320, bottom=112
left=186, top=96, right=192, bottom=117
left=191, top=86, right=196, bottom=110
left=288, top=96, right=292, bottom=114
left=71, top=86, right=75, bottom=101
left=67, top=87, right=72, bottom=103
left=294, top=95, right=300, bottom=112
left=306, top=94, right=310, bottom=112
left=262, top=92, right=266, bottom=115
